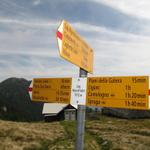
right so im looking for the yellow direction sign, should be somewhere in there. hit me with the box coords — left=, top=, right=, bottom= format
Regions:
left=28, top=76, right=150, bottom=110
left=57, top=20, right=93, bottom=73
left=31, top=78, right=72, bottom=104
left=86, top=76, right=149, bottom=110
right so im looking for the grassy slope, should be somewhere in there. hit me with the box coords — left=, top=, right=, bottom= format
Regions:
left=1, top=115, right=150, bottom=150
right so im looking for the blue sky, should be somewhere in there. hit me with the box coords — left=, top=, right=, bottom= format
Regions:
left=1, top=0, right=150, bottom=81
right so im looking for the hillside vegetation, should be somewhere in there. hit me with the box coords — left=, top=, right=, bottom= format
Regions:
left=0, top=78, right=43, bottom=121
left=1, top=115, right=150, bottom=150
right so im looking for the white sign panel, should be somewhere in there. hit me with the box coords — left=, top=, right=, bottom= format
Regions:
left=70, top=78, right=87, bottom=106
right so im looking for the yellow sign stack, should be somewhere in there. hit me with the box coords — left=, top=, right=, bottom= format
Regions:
left=32, top=78, right=72, bottom=104
left=28, top=20, right=150, bottom=110
left=30, top=76, right=149, bottom=110
left=57, top=20, right=93, bottom=73
left=86, top=76, right=149, bottom=110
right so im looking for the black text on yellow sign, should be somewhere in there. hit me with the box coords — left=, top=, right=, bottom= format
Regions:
left=57, top=20, right=93, bottom=73
left=86, top=76, right=149, bottom=110
left=30, top=76, right=150, bottom=110
left=32, top=78, right=72, bottom=104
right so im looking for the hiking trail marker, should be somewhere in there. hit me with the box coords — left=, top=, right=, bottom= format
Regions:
left=28, top=20, right=150, bottom=150
left=29, top=78, right=71, bottom=104
left=86, top=76, right=149, bottom=110
left=56, top=20, right=93, bottom=73
left=29, top=76, right=149, bottom=110
left=28, top=77, right=87, bottom=107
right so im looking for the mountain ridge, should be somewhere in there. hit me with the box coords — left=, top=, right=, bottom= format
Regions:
left=0, top=77, right=43, bottom=121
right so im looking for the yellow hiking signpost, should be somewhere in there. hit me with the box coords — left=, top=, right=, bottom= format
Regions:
left=86, top=76, right=149, bottom=110
left=29, top=77, right=87, bottom=106
left=30, top=78, right=72, bottom=104
left=29, top=76, right=149, bottom=110
left=57, top=20, right=93, bottom=73
left=28, top=20, right=150, bottom=150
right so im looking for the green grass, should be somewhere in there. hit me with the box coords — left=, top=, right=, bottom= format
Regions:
left=86, top=128, right=113, bottom=150
left=2, top=115, right=150, bottom=149
left=60, top=121, right=76, bottom=140
left=130, top=130, right=150, bottom=136
left=60, top=120, right=113, bottom=150
left=23, top=140, right=50, bottom=150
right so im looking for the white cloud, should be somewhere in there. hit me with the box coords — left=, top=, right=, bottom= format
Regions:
left=0, top=53, right=79, bottom=81
left=33, top=0, right=41, bottom=6
left=0, top=18, right=58, bottom=57
left=73, top=22, right=150, bottom=41
left=1, top=2, right=150, bottom=82
left=92, top=0, right=150, bottom=19
left=0, top=18, right=80, bottom=81
left=0, top=17, right=57, bottom=28
left=72, top=22, right=150, bottom=76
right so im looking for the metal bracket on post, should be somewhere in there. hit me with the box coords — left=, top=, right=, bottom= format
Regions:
left=75, top=68, right=87, bottom=150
